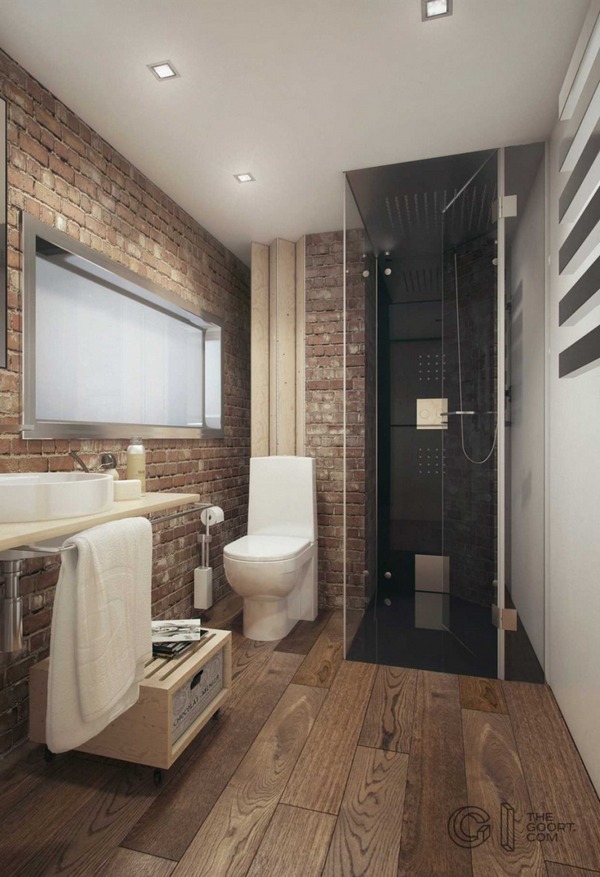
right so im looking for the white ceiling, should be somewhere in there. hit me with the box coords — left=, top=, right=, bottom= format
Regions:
left=0, top=0, right=589, bottom=264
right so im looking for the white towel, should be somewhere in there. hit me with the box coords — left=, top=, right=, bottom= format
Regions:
left=46, top=517, right=152, bottom=753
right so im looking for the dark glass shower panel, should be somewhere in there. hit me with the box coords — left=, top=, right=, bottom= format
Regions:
left=442, top=236, right=498, bottom=610
left=389, top=312, right=444, bottom=563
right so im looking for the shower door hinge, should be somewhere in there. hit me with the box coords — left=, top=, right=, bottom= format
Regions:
left=492, top=195, right=518, bottom=222
left=492, top=605, right=518, bottom=631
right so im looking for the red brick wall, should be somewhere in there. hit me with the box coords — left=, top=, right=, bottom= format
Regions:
left=0, top=50, right=250, bottom=755
left=305, top=229, right=371, bottom=610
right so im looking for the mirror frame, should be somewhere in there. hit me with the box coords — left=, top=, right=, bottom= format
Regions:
left=0, top=96, right=6, bottom=369
left=22, top=214, right=224, bottom=440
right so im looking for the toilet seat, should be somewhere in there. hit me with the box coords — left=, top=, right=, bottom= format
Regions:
left=224, top=535, right=310, bottom=563
left=223, top=534, right=314, bottom=602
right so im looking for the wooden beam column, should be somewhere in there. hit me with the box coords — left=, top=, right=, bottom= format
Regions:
left=295, top=236, right=306, bottom=454
left=251, top=243, right=270, bottom=456
left=251, top=238, right=305, bottom=457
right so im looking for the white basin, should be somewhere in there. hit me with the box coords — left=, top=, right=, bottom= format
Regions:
left=0, top=472, right=114, bottom=523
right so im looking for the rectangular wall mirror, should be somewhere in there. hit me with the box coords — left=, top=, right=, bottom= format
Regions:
left=22, top=214, right=223, bottom=439
left=1, top=96, right=7, bottom=369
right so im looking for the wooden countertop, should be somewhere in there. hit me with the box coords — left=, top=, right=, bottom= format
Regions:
left=0, top=492, right=202, bottom=552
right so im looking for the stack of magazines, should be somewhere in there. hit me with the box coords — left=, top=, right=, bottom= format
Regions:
left=151, top=619, right=209, bottom=658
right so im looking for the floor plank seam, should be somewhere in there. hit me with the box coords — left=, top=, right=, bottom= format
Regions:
left=274, top=800, right=339, bottom=817
left=319, top=806, right=339, bottom=876
left=242, top=802, right=287, bottom=877
left=396, top=670, right=421, bottom=875
left=118, top=842, right=177, bottom=865
left=545, top=860, right=600, bottom=875
left=454, top=678, right=474, bottom=877
left=455, top=679, right=475, bottom=877
left=357, top=741, right=411, bottom=755
left=323, top=738, right=361, bottom=821
left=457, top=702, right=475, bottom=877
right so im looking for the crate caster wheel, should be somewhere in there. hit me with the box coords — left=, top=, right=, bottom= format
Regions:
left=43, top=746, right=55, bottom=763
left=212, top=709, right=221, bottom=721
left=153, top=768, right=163, bottom=787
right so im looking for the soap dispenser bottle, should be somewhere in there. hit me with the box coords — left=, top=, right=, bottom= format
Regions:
left=126, top=437, right=146, bottom=495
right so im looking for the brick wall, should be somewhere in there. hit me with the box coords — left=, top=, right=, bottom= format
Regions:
left=305, top=229, right=371, bottom=610
left=0, top=50, right=250, bottom=755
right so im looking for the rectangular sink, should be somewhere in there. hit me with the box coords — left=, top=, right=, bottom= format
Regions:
left=0, top=472, right=114, bottom=523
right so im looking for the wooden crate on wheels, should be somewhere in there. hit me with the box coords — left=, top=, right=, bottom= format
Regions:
left=29, top=628, right=232, bottom=779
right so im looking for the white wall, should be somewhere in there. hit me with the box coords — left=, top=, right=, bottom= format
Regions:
left=546, top=2, right=600, bottom=795
left=509, top=162, right=546, bottom=666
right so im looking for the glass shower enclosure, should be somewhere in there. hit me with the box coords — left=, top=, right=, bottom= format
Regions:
left=344, top=149, right=508, bottom=679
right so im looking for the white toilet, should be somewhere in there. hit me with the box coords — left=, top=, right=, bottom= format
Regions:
left=223, top=456, right=318, bottom=641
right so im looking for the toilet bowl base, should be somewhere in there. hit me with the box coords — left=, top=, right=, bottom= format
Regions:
left=243, top=597, right=295, bottom=641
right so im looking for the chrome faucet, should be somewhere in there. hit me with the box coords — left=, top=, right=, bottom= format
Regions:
left=98, top=453, right=117, bottom=471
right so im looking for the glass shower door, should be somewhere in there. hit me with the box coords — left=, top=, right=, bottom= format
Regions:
left=342, top=176, right=377, bottom=659
left=440, top=150, right=504, bottom=678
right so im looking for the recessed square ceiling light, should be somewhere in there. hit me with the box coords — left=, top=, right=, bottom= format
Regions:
left=234, top=173, right=255, bottom=183
left=148, top=61, right=179, bottom=81
left=422, top=0, right=452, bottom=20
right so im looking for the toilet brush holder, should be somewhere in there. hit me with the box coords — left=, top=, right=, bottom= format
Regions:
left=194, top=567, right=213, bottom=610
left=194, top=507, right=223, bottom=611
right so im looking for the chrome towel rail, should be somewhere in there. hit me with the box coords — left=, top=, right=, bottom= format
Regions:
left=14, top=543, right=76, bottom=555
left=149, top=503, right=211, bottom=526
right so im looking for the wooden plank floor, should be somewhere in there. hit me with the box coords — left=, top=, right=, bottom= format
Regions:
left=397, top=671, right=473, bottom=877
left=281, top=660, right=377, bottom=814
left=322, top=746, right=409, bottom=877
left=462, top=709, right=546, bottom=877
left=459, top=675, right=508, bottom=714
left=2, top=608, right=600, bottom=876
left=246, top=804, right=336, bottom=877
left=123, top=650, right=301, bottom=861
left=291, top=609, right=345, bottom=687
left=275, top=608, right=333, bottom=655
left=504, top=681, right=600, bottom=873
left=172, top=684, right=326, bottom=877
left=359, top=665, right=417, bottom=752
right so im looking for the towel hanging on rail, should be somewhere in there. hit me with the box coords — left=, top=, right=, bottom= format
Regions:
left=46, top=517, right=152, bottom=753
